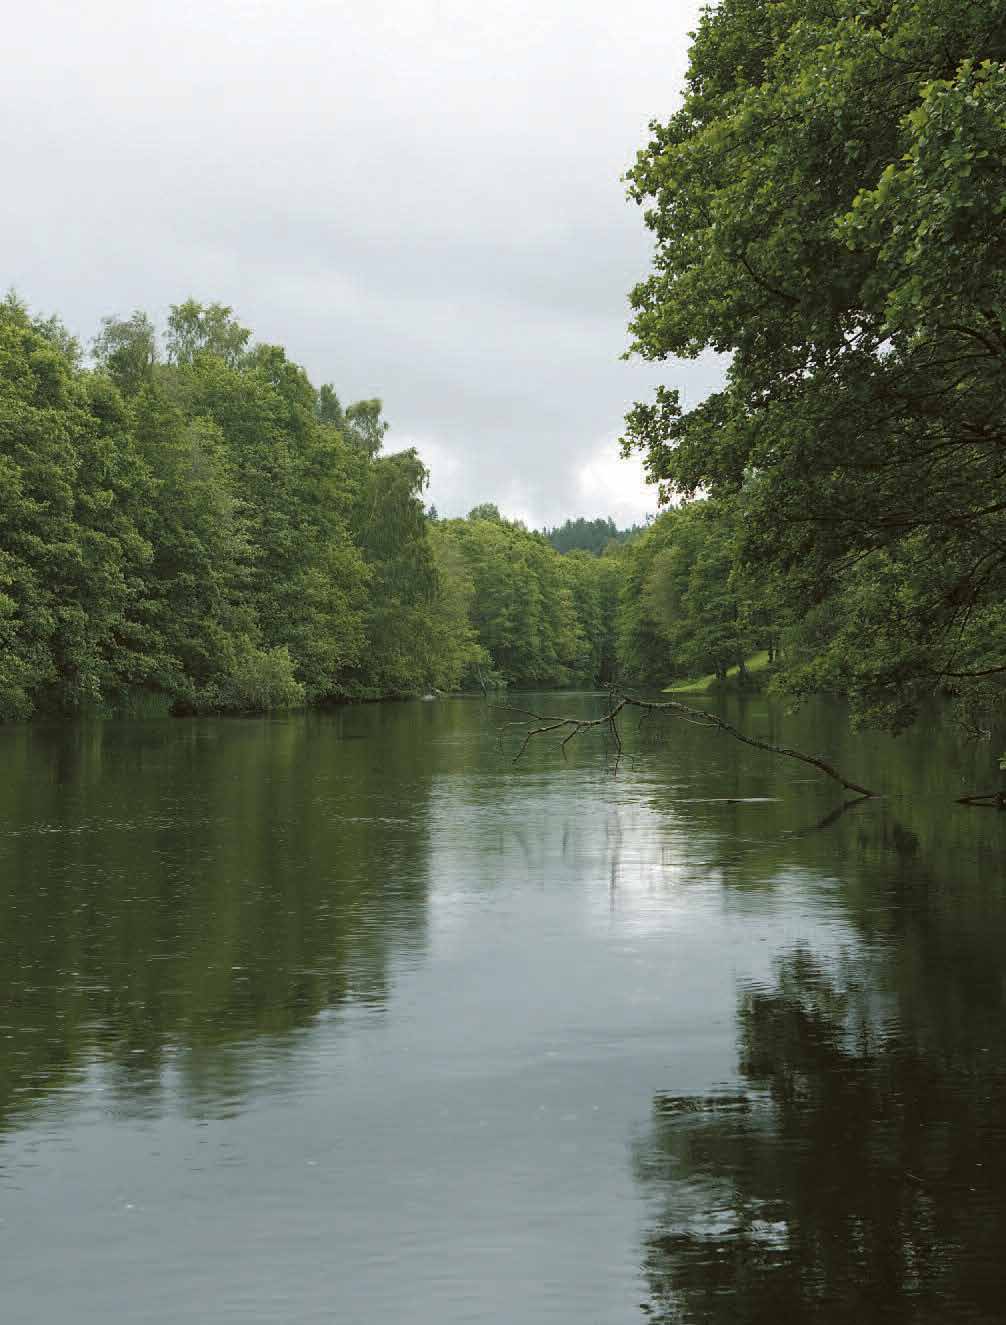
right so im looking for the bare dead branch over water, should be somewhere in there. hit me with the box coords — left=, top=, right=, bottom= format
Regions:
left=497, top=698, right=628, bottom=770
left=956, top=790, right=1006, bottom=808
left=496, top=692, right=878, bottom=798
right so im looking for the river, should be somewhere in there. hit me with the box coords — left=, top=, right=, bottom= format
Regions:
left=1, top=694, right=1004, bottom=1323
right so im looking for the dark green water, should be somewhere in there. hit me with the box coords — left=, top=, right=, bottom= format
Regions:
left=1, top=696, right=1004, bottom=1323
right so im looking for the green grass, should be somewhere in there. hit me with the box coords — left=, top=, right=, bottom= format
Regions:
left=663, top=649, right=772, bottom=695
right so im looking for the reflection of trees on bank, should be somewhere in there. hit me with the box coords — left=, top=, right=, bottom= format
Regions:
left=634, top=693, right=1005, bottom=848
left=629, top=697, right=1006, bottom=1004
left=0, top=710, right=434, bottom=1131
left=629, top=700, right=1006, bottom=1323
left=635, top=944, right=1006, bottom=1323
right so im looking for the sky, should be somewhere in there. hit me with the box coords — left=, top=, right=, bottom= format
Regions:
left=4, top=0, right=723, bottom=529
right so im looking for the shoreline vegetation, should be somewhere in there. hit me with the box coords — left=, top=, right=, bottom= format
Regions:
left=0, top=298, right=629, bottom=723
left=1, top=289, right=1002, bottom=793
left=664, top=650, right=773, bottom=696
left=0, top=297, right=780, bottom=728
left=617, top=0, right=1006, bottom=776
left=3, top=0, right=1005, bottom=789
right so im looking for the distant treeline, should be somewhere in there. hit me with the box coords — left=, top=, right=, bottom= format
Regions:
left=542, top=516, right=642, bottom=556
left=0, top=298, right=628, bottom=718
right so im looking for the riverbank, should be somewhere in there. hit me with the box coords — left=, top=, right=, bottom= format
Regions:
left=663, top=649, right=774, bottom=695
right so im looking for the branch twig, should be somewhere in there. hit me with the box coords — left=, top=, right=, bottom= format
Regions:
left=497, top=692, right=878, bottom=797
left=956, top=791, right=1006, bottom=808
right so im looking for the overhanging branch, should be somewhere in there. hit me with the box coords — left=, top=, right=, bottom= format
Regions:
left=497, top=692, right=877, bottom=798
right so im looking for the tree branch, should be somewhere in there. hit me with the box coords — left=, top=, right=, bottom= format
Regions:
left=498, top=693, right=878, bottom=798
left=956, top=791, right=1006, bottom=809
left=936, top=663, right=1006, bottom=679
left=496, top=700, right=628, bottom=765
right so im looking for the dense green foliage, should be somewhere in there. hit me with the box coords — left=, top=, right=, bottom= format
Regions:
left=434, top=510, right=621, bottom=688
left=623, top=0, right=1006, bottom=734
left=0, top=298, right=626, bottom=718
left=617, top=497, right=777, bottom=685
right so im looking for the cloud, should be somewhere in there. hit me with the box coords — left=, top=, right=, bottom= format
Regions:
left=4, top=0, right=720, bottom=527
left=573, top=443, right=655, bottom=532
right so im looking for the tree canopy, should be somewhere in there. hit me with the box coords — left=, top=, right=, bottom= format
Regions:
left=544, top=516, right=640, bottom=556
left=0, top=296, right=627, bottom=718
left=622, top=0, right=1006, bottom=734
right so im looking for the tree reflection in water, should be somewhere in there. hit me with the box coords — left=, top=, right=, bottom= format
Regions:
left=635, top=949, right=1006, bottom=1324
left=0, top=713, right=434, bottom=1131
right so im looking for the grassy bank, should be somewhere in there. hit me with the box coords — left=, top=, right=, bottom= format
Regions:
left=663, top=650, right=773, bottom=695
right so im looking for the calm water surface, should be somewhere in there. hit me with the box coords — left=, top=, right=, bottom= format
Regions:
left=1, top=695, right=1004, bottom=1323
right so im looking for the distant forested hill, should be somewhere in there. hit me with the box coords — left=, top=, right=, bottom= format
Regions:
left=543, top=517, right=643, bottom=556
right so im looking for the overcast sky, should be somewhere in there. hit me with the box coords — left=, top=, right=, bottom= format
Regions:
left=5, top=0, right=723, bottom=528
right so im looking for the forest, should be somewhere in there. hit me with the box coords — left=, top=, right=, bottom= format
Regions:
left=2, top=0, right=1004, bottom=752
left=0, top=295, right=629, bottom=719
left=1, top=281, right=1002, bottom=746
